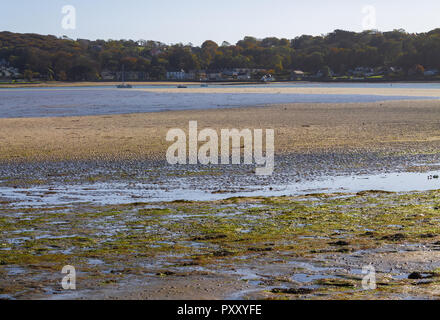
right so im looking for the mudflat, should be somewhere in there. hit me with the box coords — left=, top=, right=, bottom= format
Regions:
left=1, top=99, right=440, bottom=162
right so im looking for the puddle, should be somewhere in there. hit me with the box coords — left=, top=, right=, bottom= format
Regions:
left=288, top=261, right=342, bottom=273
left=6, top=266, right=26, bottom=276
left=292, top=273, right=332, bottom=283
left=87, top=259, right=104, bottom=266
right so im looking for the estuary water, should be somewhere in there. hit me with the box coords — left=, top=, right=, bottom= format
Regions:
left=0, top=83, right=439, bottom=118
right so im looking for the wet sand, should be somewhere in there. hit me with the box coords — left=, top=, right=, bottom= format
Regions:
left=1, top=99, right=440, bottom=162
left=0, top=101, right=440, bottom=161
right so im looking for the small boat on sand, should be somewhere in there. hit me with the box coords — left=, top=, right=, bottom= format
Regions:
left=117, top=83, right=132, bottom=89
left=116, top=65, right=133, bottom=88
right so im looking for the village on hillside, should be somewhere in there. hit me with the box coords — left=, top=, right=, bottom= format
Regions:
left=2, top=61, right=439, bottom=83
left=2, top=30, right=440, bottom=83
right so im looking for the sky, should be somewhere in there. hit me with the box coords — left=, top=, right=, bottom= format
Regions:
left=1, top=0, right=440, bottom=46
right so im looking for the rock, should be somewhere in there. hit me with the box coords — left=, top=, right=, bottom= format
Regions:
left=357, top=190, right=393, bottom=196
left=329, top=240, right=350, bottom=246
left=408, top=272, right=423, bottom=280
left=156, top=271, right=175, bottom=276
left=316, top=279, right=356, bottom=288
left=420, top=233, right=436, bottom=239
left=381, top=233, right=406, bottom=241
left=248, top=247, right=273, bottom=252
left=213, top=250, right=235, bottom=257
left=271, top=288, right=314, bottom=295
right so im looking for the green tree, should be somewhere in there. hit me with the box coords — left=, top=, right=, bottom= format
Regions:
left=24, top=69, right=33, bottom=81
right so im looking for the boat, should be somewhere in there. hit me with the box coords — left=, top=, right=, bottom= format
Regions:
left=116, top=65, right=133, bottom=88
left=117, top=83, right=132, bottom=88
left=177, top=85, right=187, bottom=88
left=200, top=83, right=208, bottom=88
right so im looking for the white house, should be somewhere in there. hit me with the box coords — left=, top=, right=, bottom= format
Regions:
left=166, top=70, right=196, bottom=80
left=261, top=74, right=275, bottom=82
left=291, top=70, right=305, bottom=80
left=350, top=67, right=375, bottom=77
left=0, top=65, right=20, bottom=79
left=424, top=69, right=439, bottom=77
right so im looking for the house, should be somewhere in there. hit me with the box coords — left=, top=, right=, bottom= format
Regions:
left=222, top=70, right=239, bottom=79
left=290, top=70, right=305, bottom=80
left=0, top=70, right=11, bottom=78
left=207, top=72, right=223, bottom=81
left=349, top=67, right=375, bottom=77
left=237, top=73, right=251, bottom=80
left=185, top=71, right=197, bottom=81
left=386, top=67, right=404, bottom=76
left=233, top=68, right=264, bottom=74
left=116, top=71, right=148, bottom=81
left=261, top=74, right=275, bottom=82
left=0, top=65, right=21, bottom=79
left=166, top=70, right=196, bottom=81
left=197, top=70, right=208, bottom=81
left=166, top=71, right=186, bottom=80
left=424, top=69, right=439, bottom=77
left=101, top=70, right=116, bottom=80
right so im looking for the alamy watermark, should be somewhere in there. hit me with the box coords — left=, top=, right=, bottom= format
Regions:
left=166, top=121, right=274, bottom=176
left=362, top=5, right=377, bottom=30
left=61, top=5, right=76, bottom=30
left=61, top=265, right=76, bottom=290
left=362, top=265, right=377, bottom=290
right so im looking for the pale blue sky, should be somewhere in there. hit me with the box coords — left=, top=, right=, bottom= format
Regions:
left=1, top=0, right=439, bottom=45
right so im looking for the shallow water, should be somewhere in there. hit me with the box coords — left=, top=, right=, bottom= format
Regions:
left=3, top=82, right=440, bottom=90
left=0, top=87, right=437, bottom=118
left=1, top=169, right=439, bottom=207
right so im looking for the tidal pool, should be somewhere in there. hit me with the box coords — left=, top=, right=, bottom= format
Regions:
left=1, top=169, right=439, bottom=207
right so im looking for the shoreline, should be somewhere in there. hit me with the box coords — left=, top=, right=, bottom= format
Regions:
left=1, top=80, right=440, bottom=89
left=0, top=81, right=205, bottom=88
left=133, top=86, right=440, bottom=97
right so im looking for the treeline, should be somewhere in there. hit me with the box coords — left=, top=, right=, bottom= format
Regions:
left=1, top=28, right=440, bottom=81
